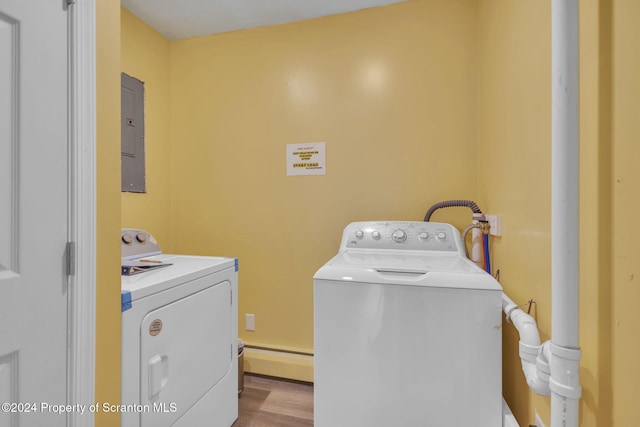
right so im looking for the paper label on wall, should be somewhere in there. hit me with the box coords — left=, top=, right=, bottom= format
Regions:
left=286, top=142, right=326, bottom=176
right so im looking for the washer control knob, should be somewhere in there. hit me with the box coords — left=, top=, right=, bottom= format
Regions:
left=391, top=229, right=407, bottom=243
left=436, top=232, right=447, bottom=241
left=122, top=233, right=133, bottom=244
left=355, top=229, right=365, bottom=239
left=136, top=233, right=147, bottom=243
left=419, top=232, right=429, bottom=241
left=371, top=230, right=381, bottom=240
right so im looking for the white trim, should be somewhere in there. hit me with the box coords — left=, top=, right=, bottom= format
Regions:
left=67, top=0, right=96, bottom=426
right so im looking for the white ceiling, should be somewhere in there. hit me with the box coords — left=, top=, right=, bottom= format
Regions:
left=121, top=0, right=407, bottom=40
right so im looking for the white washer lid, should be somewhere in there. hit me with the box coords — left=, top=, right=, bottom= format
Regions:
left=314, top=251, right=502, bottom=291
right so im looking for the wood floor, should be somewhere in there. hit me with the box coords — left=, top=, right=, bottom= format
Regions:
left=233, top=374, right=314, bottom=427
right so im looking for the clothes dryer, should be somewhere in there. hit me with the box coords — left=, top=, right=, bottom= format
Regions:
left=121, top=229, right=238, bottom=427
left=314, top=221, right=502, bottom=427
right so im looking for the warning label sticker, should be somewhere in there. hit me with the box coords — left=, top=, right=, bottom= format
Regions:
left=286, top=142, right=326, bottom=176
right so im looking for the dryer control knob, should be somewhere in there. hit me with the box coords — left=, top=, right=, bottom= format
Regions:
left=391, top=229, right=407, bottom=243
left=122, top=233, right=133, bottom=244
left=418, top=232, right=429, bottom=241
left=371, top=230, right=381, bottom=240
left=355, top=230, right=365, bottom=239
left=436, top=232, right=447, bottom=241
left=136, top=233, right=147, bottom=243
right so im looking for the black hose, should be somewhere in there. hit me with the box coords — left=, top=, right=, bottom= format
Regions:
left=423, top=200, right=483, bottom=221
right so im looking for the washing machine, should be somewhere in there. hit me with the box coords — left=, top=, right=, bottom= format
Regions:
left=121, top=229, right=238, bottom=427
left=314, top=221, right=503, bottom=427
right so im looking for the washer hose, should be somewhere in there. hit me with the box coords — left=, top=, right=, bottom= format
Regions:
left=423, top=200, right=483, bottom=222
left=461, top=223, right=482, bottom=258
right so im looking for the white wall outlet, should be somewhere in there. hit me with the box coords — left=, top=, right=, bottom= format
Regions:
left=485, top=214, right=502, bottom=236
left=245, top=314, right=255, bottom=331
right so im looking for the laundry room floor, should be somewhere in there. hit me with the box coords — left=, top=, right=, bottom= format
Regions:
left=233, top=374, right=314, bottom=426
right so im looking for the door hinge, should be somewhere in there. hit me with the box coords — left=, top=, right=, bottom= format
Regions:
left=66, top=242, right=76, bottom=276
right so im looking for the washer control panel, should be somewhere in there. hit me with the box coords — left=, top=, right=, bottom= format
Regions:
left=340, top=221, right=463, bottom=253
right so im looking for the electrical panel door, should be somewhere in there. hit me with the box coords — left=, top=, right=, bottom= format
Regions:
left=121, top=72, right=145, bottom=192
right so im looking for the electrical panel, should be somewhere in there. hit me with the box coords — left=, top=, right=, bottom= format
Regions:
left=121, top=72, right=146, bottom=193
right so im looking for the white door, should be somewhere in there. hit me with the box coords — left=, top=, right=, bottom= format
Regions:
left=0, top=0, right=69, bottom=426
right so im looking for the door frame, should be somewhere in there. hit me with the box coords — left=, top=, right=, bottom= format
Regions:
left=67, top=1, right=96, bottom=426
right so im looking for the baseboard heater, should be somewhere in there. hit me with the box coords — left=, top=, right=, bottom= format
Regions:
left=242, top=343, right=314, bottom=383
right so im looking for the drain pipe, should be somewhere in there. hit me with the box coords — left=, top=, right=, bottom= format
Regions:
left=551, top=0, right=582, bottom=426
left=502, top=293, right=551, bottom=396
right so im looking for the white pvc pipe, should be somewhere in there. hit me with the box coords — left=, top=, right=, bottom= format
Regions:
left=551, top=0, right=582, bottom=426
left=502, top=293, right=550, bottom=396
left=471, top=213, right=484, bottom=268
left=552, top=0, right=579, bottom=349
left=502, top=294, right=539, bottom=345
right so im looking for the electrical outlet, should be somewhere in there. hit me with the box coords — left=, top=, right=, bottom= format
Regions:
left=245, top=314, right=255, bottom=331
left=485, top=214, right=502, bottom=236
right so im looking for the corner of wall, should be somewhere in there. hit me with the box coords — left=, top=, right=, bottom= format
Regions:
left=95, top=0, right=122, bottom=425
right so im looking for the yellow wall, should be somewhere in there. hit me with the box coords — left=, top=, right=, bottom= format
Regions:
left=96, top=0, right=121, bottom=425
left=120, top=8, right=173, bottom=247
left=168, top=0, right=479, bottom=354
left=577, top=2, right=611, bottom=425
left=609, top=1, right=640, bottom=425
left=112, top=0, right=640, bottom=425
left=476, top=0, right=551, bottom=423
left=478, top=0, right=640, bottom=425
